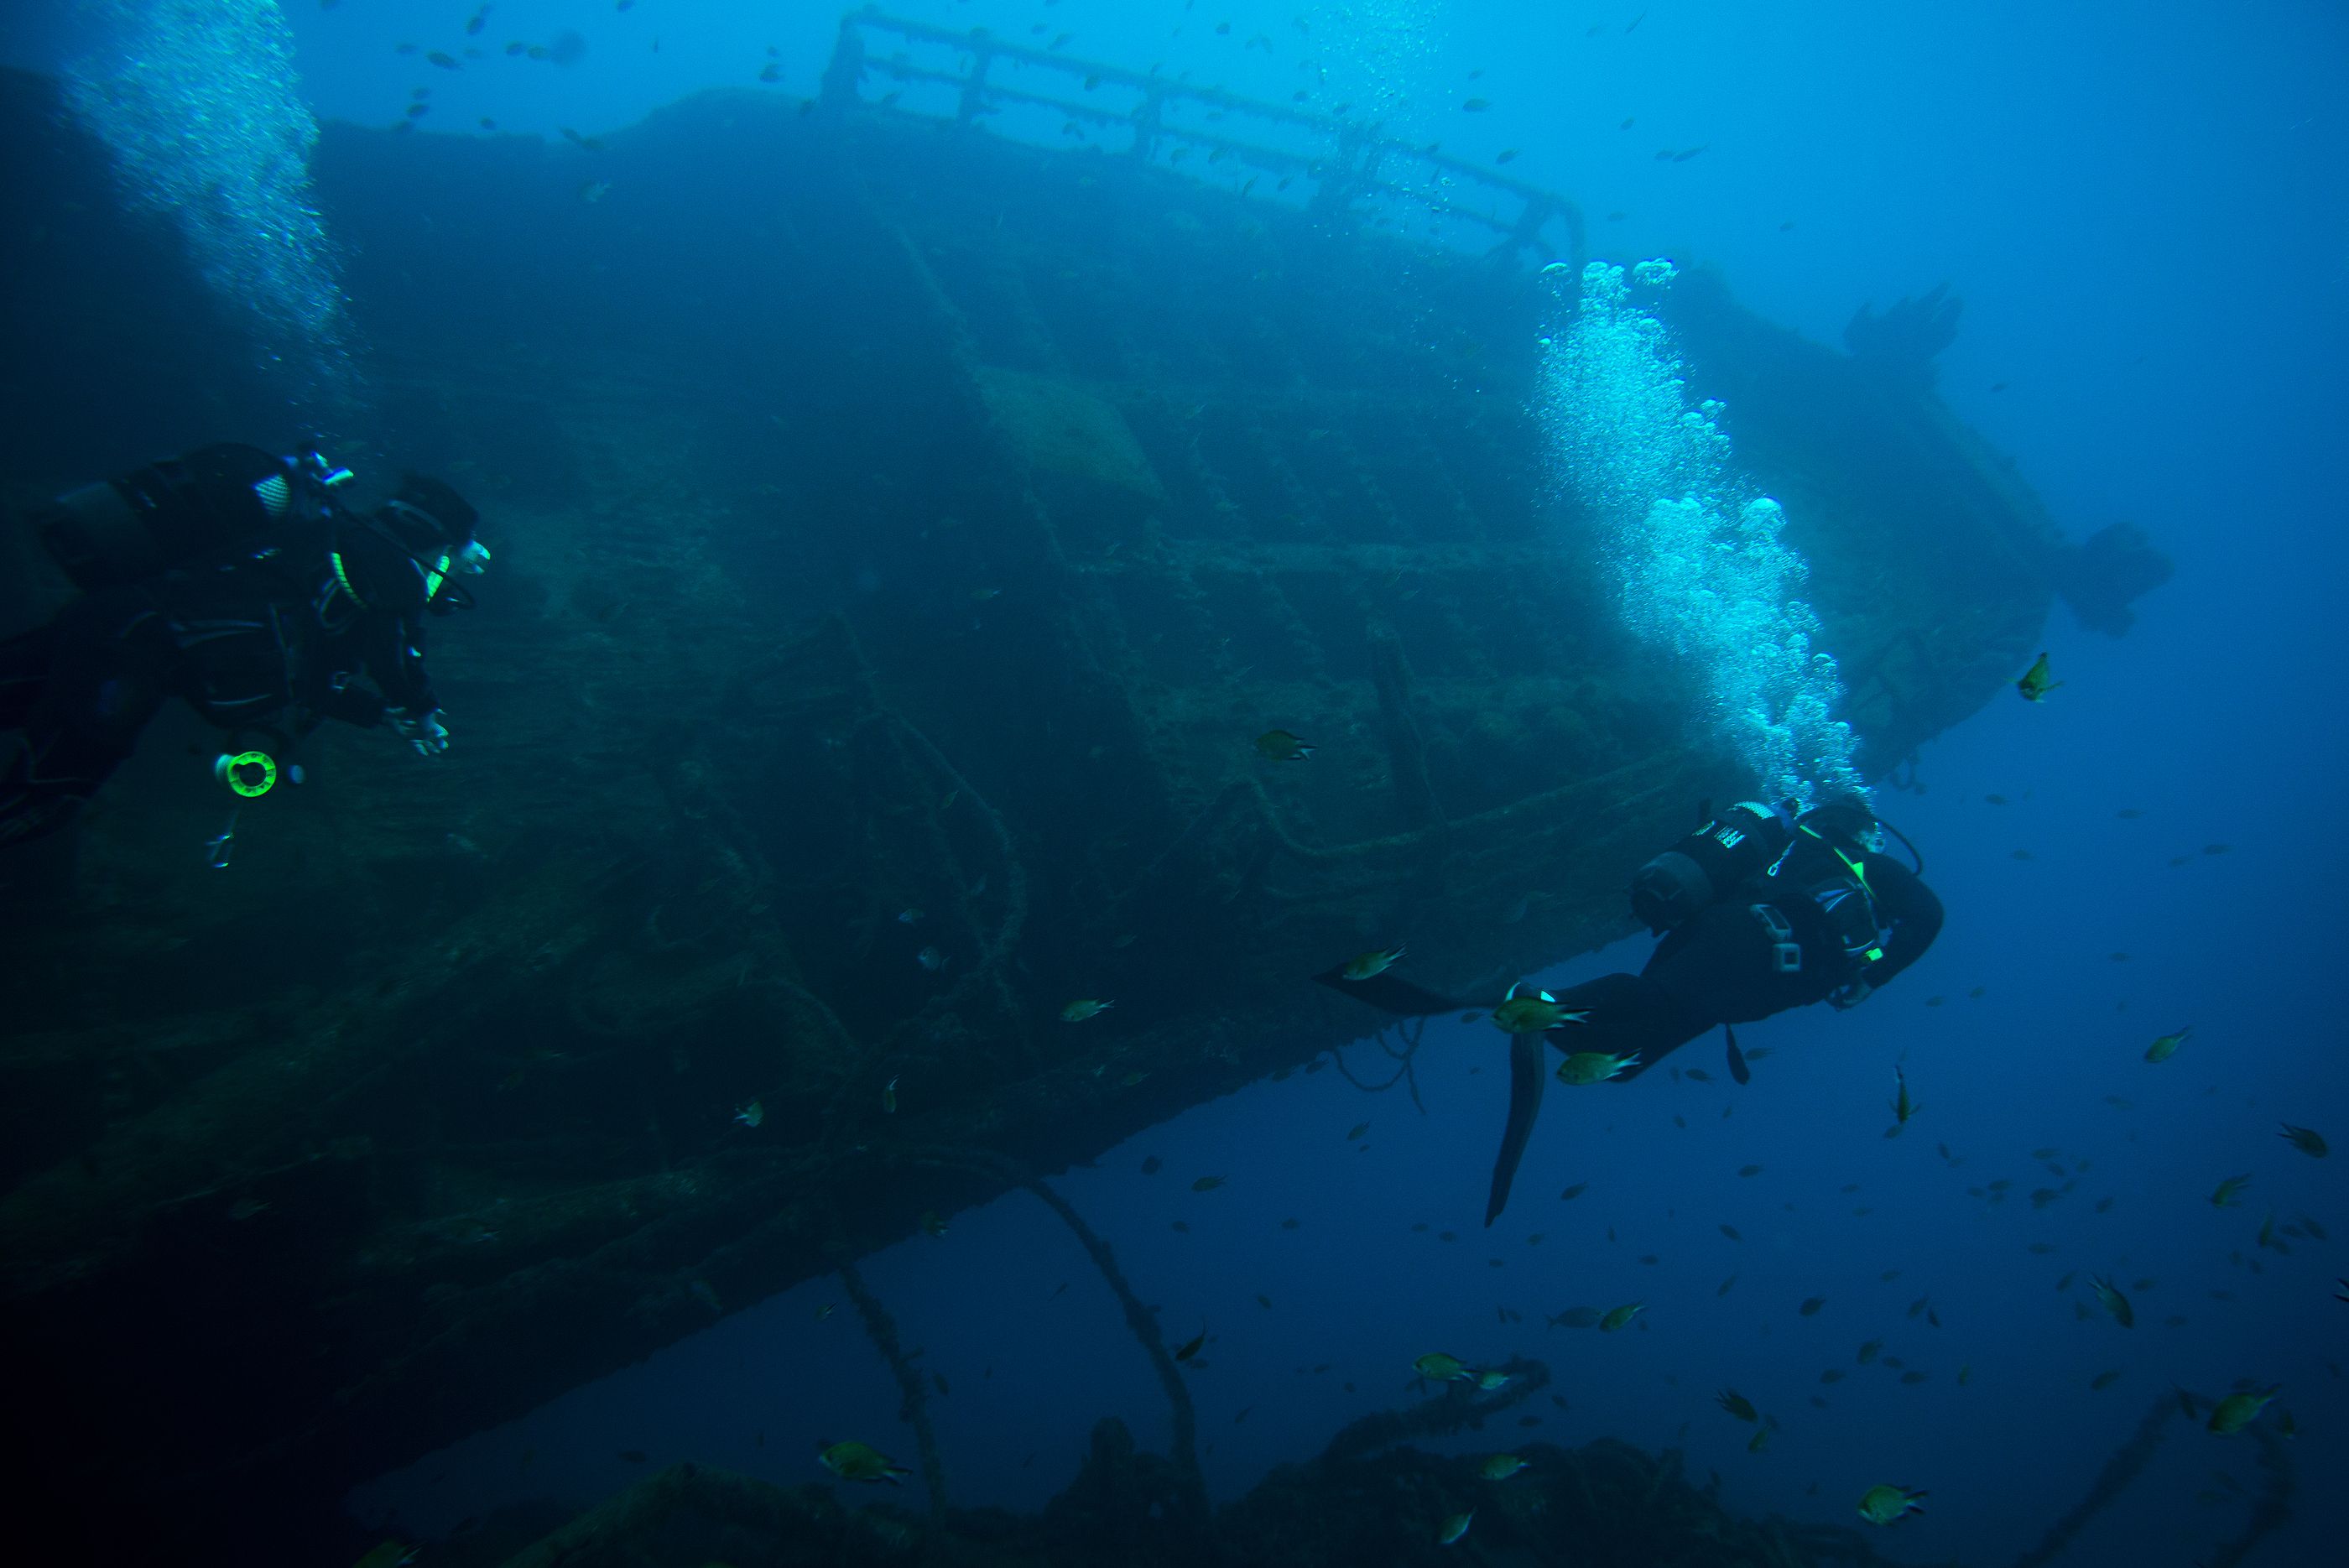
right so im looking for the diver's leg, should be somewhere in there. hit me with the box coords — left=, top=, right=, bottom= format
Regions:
left=0, top=623, right=54, bottom=729
left=0, top=593, right=167, bottom=847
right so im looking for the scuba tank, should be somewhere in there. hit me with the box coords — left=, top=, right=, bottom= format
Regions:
left=32, top=444, right=351, bottom=591
left=1629, top=801, right=1791, bottom=934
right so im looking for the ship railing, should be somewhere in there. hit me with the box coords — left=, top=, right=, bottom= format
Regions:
left=820, top=6, right=1585, bottom=270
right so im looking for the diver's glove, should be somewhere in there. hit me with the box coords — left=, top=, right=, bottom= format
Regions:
left=1826, top=976, right=1877, bottom=1011
left=390, top=706, right=450, bottom=756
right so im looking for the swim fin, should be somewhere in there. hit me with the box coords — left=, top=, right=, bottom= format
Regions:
left=1485, top=1032, right=1547, bottom=1227
left=1310, top=965, right=1469, bottom=1019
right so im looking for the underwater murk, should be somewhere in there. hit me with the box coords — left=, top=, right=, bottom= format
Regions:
left=0, top=3, right=2341, bottom=1565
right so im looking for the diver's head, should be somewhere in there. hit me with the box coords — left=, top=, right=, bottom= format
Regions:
left=1800, top=792, right=1884, bottom=854
left=376, top=473, right=479, bottom=556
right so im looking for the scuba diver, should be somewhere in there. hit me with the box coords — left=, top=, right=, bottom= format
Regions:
left=1319, top=795, right=1942, bottom=1226
left=0, top=442, right=488, bottom=851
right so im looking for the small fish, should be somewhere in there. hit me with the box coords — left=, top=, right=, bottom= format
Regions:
left=818, top=1439, right=911, bottom=1484
left=1857, top=1340, right=1882, bottom=1364
left=1257, top=1293, right=1272, bottom=1309
left=1346, top=1122, right=1370, bottom=1141
left=1479, top=1452, right=1528, bottom=1481
left=1717, top=1274, right=1738, bottom=1297
left=1555, top=1049, right=1638, bottom=1084
left=1747, top=1428, right=1769, bottom=1452
left=2279, top=1123, right=2329, bottom=1158
left=1857, top=1484, right=1927, bottom=1525
left=1191, top=1175, right=1226, bottom=1192
left=1461, top=96, right=1491, bottom=112
left=1141, top=1155, right=1162, bottom=1175
left=1599, top=1302, right=1646, bottom=1332
left=1341, top=945, right=1406, bottom=981
left=916, top=945, right=948, bottom=971
left=1494, top=982, right=1593, bottom=1035
left=2091, top=1276, right=2134, bottom=1327
left=1547, top=1306, right=1602, bottom=1328
left=1889, top=1067, right=1921, bottom=1126
left=920, top=1211, right=948, bottom=1237
left=880, top=1075, right=900, bottom=1114
left=2145, top=1025, right=2193, bottom=1063
left=1174, top=1329, right=1207, bottom=1362
left=1495, top=148, right=1519, bottom=164
left=2091, top=1368, right=2123, bottom=1391
left=2211, top=1174, right=2252, bottom=1208
left=1719, top=1224, right=1742, bottom=1242
left=1560, top=1182, right=1590, bottom=1201
left=1437, top=1510, right=1474, bottom=1545
left=1060, top=998, right=1114, bottom=1023
left=577, top=180, right=611, bottom=203
left=1685, top=1067, right=1713, bottom=1082
left=1254, top=728, right=1315, bottom=762
left=896, top=907, right=923, bottom=925
left=1716, top=1389, right=1758, bottom=1422
left=227, top=1198, right=269, bottom=1222
left=1738, top=1164, right=1763, bottom=1177
left=733, top=1101, right=763, bottom=1128
left=1800, top=1296, right=1826, bottom=1316
left=816, top=1304, right=835, bottom=1321
left=2015, top=652, right=2062, bottom=701
left=427, top=49, right=461, bottom=69
left=1414, top=1352, right=1476, bottom=1382
left=1475, top=1368, right=1513, bottom=1391
left=2206, top=1388, right=2278, bottom=1435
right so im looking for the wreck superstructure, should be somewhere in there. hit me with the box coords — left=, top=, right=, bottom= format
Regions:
left=0, top=18, right=2150, bottom=1555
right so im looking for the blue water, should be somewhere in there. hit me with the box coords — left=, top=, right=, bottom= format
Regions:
left=28, top=0, right=2346, bottom=1560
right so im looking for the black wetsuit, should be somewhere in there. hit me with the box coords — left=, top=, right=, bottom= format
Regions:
left=1553, top=843, right=1943, bottom=1076
left=1318, top=828, right=1942, bottom=1224
left=0, top=518, right=440, bottom=848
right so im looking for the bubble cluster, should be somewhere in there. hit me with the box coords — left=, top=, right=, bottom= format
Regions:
left=66, top=0, right=357, bottom=417
left=1537, top=261, right=1864, bottom=808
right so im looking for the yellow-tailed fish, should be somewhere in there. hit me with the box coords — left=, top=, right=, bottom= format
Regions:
left=1478, top=1453, right=1528, bottom=1481
left=2211, top=1174, right=2251, bottom=1208
left=1414, top=1352, right=1476, bottom=1383
left=2015, top=652, right=2061, bottom=701
left=1599, top=1302, right=1646, bottom=1332
left=1341, top=945, right=1406, bottom=982
left=1060, top=998, right=1114, bottom=1023
left=2091, top=1275, right=2134, bottom=1328
left=1716, top=1388, right=1758, bottom=1422
left=2278, top=1123, right=2328, bottom=1158
left=1437, top=1511, right=1474, bottom=1545
left=1555, top=1050, right=1638, bottom=1084
left=1491, top=982, right=1591, bottom=1034
left=818, top=1438, right=913, bottom=1484
left=2206, top=1388, right=2278, bottom=1435
left=2144, top=1025, right=2192, bottom=1063
left=1857, top=1483, right=1927, bottom=1524
left=1254, top=728, right=1315, bottom=762
left=1890, top=1066, right=1921, bottom=1125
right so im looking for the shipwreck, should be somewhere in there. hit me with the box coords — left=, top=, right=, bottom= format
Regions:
left=0, top=12, right=2168, bottom=1560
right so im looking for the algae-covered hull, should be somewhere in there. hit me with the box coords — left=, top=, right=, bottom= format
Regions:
left=0, top=49, right=2094, bottom=1553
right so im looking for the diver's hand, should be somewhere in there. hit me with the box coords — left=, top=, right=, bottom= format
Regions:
left=391, top=707, right=450, bottom=756
left=1827, top=977, right=1876, bottom=1011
